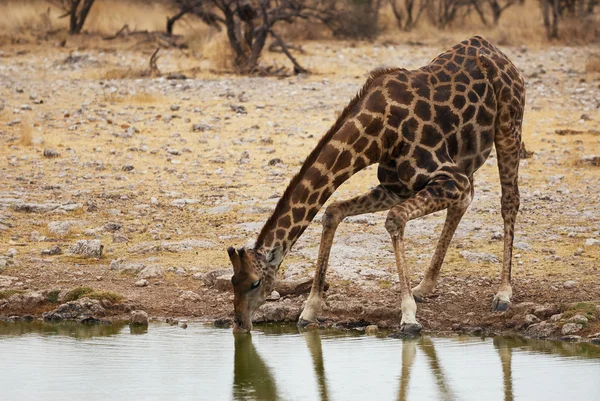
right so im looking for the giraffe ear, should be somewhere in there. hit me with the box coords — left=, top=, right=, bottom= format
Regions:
left=227, top=247, right=241, bottom=274
left=266, top=246, right=283, bottom=267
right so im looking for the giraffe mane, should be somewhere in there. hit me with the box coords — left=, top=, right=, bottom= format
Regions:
left=254, top=67, right=402, bottom=250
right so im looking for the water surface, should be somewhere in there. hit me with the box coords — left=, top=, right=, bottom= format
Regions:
left=0, top=322, right=599, bottom=401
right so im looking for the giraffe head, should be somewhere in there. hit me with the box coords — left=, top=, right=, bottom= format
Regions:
left=227, top=246, right=283, bottom=332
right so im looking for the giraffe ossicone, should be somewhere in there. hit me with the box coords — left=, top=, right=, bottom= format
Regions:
left=228, top=36, right=525, bottom=334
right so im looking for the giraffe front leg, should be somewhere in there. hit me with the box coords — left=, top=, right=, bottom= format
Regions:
left=387, top=216, right=421, bottom=334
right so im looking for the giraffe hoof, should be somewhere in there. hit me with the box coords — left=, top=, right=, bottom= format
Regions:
left=297, top=318, right=315, bottom=328
left=412, top=292, right=425, bottom=303
left=400, top=322, right=422, bottom=335
left=492, top=296, right=510, bottom=312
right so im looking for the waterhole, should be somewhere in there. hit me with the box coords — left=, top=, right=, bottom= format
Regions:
left=0, top=322, right=599, bottom=400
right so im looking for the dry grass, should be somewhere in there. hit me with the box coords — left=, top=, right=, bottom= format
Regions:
left=189, top=31, right=235, bottom=71
left=586, top=54, right=600, bottom=73
left=19, top=121, right=33, bottom=147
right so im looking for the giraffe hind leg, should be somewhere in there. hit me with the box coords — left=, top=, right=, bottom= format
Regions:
left=298, top=185, right=405, bottom=326
left=386, top=172, right=472, bottom=334
left=492, top=120, right=522, bottom=312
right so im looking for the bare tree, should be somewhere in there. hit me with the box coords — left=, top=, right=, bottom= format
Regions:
left=166, top=0, right=223, bottom=35
left=50, top=0, right=96, bottom=34
left=182, top=0, right=335, bottom=73
left=540, top=0, right=598, bottom=39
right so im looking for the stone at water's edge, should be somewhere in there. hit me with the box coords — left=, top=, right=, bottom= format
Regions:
left=365, top=325, right=378, bottom=335
left=130, top=310, right=149, bottom=326
left=43, top=298, right=106, bottom=321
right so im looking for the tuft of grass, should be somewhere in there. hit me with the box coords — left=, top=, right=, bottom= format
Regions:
left=63, top=287, right=94, bottom=302
left=378, top=280, right=392, bottom=289
left=47, top=289, right=61, bottom=304
left=63, top=287, right=123, bottom=303
left=586, top=54, right=600, bottom=74
left=0, top=289, right=25, bottom=299
left=562, top=302, right=599, bottom=322
left=19, top=122, right=33, bottom=146
left=191, top=31, right=234, bottom=71
left=86, top=290, right=123, bottom=303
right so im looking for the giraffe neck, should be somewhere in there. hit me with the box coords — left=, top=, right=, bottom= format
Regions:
left=255, top=121, right=374, bottom=257
left=253, top=68, right=400, bottom=260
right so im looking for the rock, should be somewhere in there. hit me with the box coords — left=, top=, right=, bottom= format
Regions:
left=201, top=268, right=232, bottom=287
left=0, top=259, right=5, bottom=273
left=526, top=321, right=558, bottom=338
left=524, top=314, right=540, bottom=325
left=214, top=274, right=233, bottom=292
left=533, top=304, right=559, bottom=319
left=138, top=265, right=164, bottom=279
left=135, top=279, right=149, bottom=287
left=561, top=335, right=582, bottom=342
left=514, top=242, right=532, bottom=251
left=170, top=104, right=180, bottom=111
left=561, top=322, right=583, bottom=335
left=112, top=233, right=129, bottom=243
left=365, top=325, right=378, bottom=335
left=121, top=164, right=135, bottom=171
left=130, top=310, right=149, bottom=326
left=7, top=291, right=46, bottom=309
left=47, top=221, right=72, bottom=236
left=577, top=156, right=600, bottom=167
left=179, top=291, right=201, bottom=302
left=584, top=238, right=600, bottom=247
left=166, top=317, right=179, bottom=326
left=13, top=203, right=60, bottom=213
left=43, top=297, right=105, bottom=321
left=192, top=272, right=203, bottom=280
left=41, top=245, right=62, bottom=256
left=459, top=251, right=499, bottom=264
left=254, top=302, right=301, bottom=323
left=104, top=224, right=122, bottom=234
left=69, top=240, right=104, bottom=258
left=267, top=290, right=281, bottom=301
left=567, top=314, right=588, bottom=325
left=192, top=123, right=212, bottom=132
left=563, top=280, right=577, bottom=289
left=128, top=239, right=214, bottom=254
left=43, top=149, right=60, bottom=158
left=550, top=313, right=563, bottom=322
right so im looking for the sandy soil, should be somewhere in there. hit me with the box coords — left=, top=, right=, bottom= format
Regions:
left=0, top=36, right=599, bottom=340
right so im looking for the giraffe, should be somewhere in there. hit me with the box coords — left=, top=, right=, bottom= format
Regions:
left=227, top=36, right=525, bottom=333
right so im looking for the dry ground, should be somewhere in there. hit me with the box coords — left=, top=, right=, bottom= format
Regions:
left=0, top=34, right=599, bottom=338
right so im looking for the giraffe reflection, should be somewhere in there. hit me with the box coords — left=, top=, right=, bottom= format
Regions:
left=232, top=334, right=279, bottom=401
left=302, top=330, right=330, bottom=401
left=232, top=331, right=521, bottom=401
left=398, top=337, right=456, bottom=401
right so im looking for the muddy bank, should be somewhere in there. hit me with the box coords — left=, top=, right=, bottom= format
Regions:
left=1, top=281, right=599, bottom=343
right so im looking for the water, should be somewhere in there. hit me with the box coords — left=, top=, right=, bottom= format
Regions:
left=0, top=322, right=599, bottom=401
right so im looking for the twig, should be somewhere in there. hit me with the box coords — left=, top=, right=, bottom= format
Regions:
left=149, top=48, right=161, bottom=77
left=268, top=29, right=307, bottom=74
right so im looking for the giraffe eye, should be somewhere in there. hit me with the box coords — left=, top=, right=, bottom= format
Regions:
left=250, top=279, right=261, bottom=290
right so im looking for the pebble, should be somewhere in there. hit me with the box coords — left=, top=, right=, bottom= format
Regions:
left=267, top=290, right=281, bottom=301
left=524, top=314, right=540, bottom=325
left=170, top=104, right=180, bottom=111
left=135, top=279, right=149, bottom=287
left=365, top=325, right=378, bottom=335
left=43, top=149, right=60, bottom=158
left=563, top=280, right=577, bottom=289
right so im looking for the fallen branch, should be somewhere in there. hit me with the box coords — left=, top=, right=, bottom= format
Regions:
left=268, top=29, right=307, bottom=74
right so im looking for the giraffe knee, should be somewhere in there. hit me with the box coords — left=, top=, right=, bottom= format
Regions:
left=322, top=203, right=344, bottom=229
left=385, top=210, right=406, bottom=236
